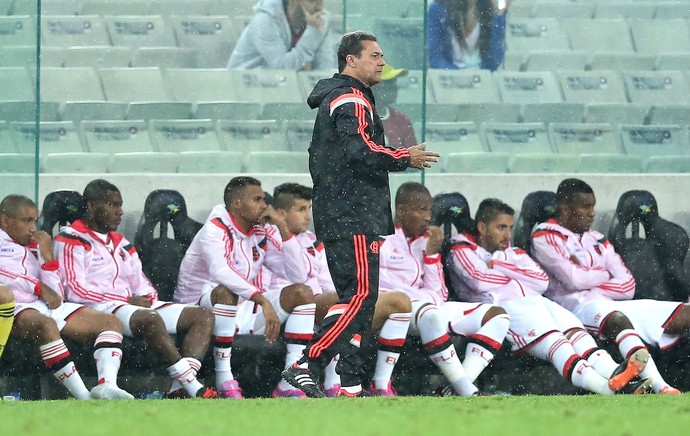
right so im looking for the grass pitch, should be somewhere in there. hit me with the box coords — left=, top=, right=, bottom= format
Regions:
left=4, top=395, right=690, bottom=436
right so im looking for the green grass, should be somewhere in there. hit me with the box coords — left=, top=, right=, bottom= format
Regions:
left=4, top=395, right=690, bottom=435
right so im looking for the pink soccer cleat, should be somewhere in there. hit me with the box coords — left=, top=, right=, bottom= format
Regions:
left=659, top=386, right=681, bottom=395
left=366, top=380, right=397, bottom=397
left=272, top=385, right=307, bottom=398
left=323, top=384, right=342, bottom=398
left=219, top=379, right=244, bottom=399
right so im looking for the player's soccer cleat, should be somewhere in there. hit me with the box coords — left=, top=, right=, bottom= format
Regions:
left=90, top=383, right=135, bottom=400
left=337, top=388, right=369, bottom=398
left=164, top=388, right=190, bottom=399
left=323, top=384, right=341, bottom=398
left=281, top=363, right=325, bottom=398
left=272, top=386, right=307, bottom=398
left=219, top=379, right=244, bottom=399
left=366, top=380, right=397, bottom=397
left=608, top=348, right=650, bottom=392
left=659, top=386, right=681, bottom=395
left=617, top=376, right=653, bottom=395
left=196, top=387, right=219, bottom=399
left=433, top=385, right=458, bottom=397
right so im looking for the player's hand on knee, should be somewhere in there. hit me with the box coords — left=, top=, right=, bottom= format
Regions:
left=129, top=295, right=152, bottom=308
left=261, top=303, right=281, bottom=343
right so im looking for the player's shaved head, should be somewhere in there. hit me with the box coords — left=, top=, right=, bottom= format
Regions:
left=273, top=183, right=312, bottom=211
left=83, top=179, right=120, bottom=204
left=557, top=178, right=594, bottom=206
left=0, top=194, right=37, bottom=218
left=395, top=182, right=431, bottom=207
left=475, top=198, right=514, bottom=225
left=224, top=176, right=262, bottom=205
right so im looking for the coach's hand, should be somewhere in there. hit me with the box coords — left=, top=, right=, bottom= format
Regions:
left=408, top=143, right=440, bottom=170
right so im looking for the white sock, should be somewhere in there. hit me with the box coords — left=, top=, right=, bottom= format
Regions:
left=93, top=331, right=124, bottom=385
left=462, top=313, right=509, bottom=382
left=212, top=304, right=237, bottom=388
left=570, top=359, right=614, bottom=395
left=639, top=355, right=669, bottom=393
left=40, top=339, right=90, bottom=400
left=615, top=329, right=668, bottom=392
left=568, top=328, right=619, bottom=378
left=167, top=358, right=203, bottom=397
left=278, top=303, right=315, bottom=390
left=373, top=312, right=411, bottom=390
left=324, top=356, right=341, bottom=390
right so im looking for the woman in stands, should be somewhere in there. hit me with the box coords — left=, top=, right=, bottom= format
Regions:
left=427, top=0, right=510, bottom=71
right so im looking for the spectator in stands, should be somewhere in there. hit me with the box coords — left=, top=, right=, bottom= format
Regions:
left=448, top=197, right=651, bottom=395
left=531, top=178, right=690, bottom=395
left=54, top=180, right=218, bottom=399
left=175, top=176, right=315, bottom=399
left=379, top=183, right=511, bottom=396
left=0, top=194, right=133, bottom=400
left=0, top=285, right=13, bottom=361
left=228, top=0, right=337, bottom=70
left=269, top=182, right=412, bottom=397
left=428, top=0, right=509, bottom=71
left=373, top=64, right=418, bottom=148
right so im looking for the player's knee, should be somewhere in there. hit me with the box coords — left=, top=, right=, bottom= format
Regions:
left=291, top=284, right=315, bottom=305
left=483, top=306, right=509, bottom=324
left=211, top=285, right=237, bottom=305
left=134, top=309, right=166, bottom=333
left=35, top=316, right=60, bottom=341
left=388, top=292, right=412, bottom=313
left=0, top=285, right=13, bottom=302
left=102, top=314, right=124, bottom=333
left=602, top=311, right=633, bottom=335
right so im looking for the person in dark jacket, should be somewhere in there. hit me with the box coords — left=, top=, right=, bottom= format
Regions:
left=282, top=30, right=439, bottom=398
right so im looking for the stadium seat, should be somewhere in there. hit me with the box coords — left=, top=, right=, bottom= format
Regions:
left=169, top=15, right=240, bottom=68
left=557, top=70, right=627, bottom=104
left=549, top=123, right=623, bottom=155
left=608, top=189, right=690, bottom=301
left=149, top=119, right=221, bottom=152
left=506, top=18, right=571, bottom=52
left=344, top=0, right=422, bottom=19
left=127, top=102, right=193, bottom=121
left=297, top=70, right=336, bottom=101
left=82, top=0, right=155, bottom=15
left=40, top=67, right=105, bottom=102
left=455, top=102, right=521, bottom=124
left=155, top=0, right=214, bottom=16
left=618, top=124, right=690, bottom=164
left=655, top=54, right=690, bottom=72
left=108, top=152, right=179, bottom=173
left=216, top=120, right=283, bottom=152
left=10, top=121, right=84, bottom=155
left=502, top=52, right=526, bottom=71
left=283, top=120, right=314, bottom=152
left=622, top=71, right=690, bottom=105
left=131, top=47, right=199, bottom=68
left=38, top=47, right=64, bottom=68
left=177, top=151, right=245, bottom=173
left=0, top=67, right=37, bottom=101
left=655, top=3, right=690, bottom=20
left=495, top=71, right=563, bottom=104
left=395, top=103, right=459, bottom=123
left=261, top=103, right=313, bottom=121
left=134, top=189, right=203, bottom=300
left=647, top=104, right=690, bottom=126
left=38, top=190, right=85, bottom=236
left=208, top=0, right=257, bottom=17
left=41, top=15, right=110, bottom=46
left=594, top=3, right=656, bottom=19
left=562, top=19, right=634, bottom=53
left=512, top=190, right=558, bottom=252
left=230, top=69, right=303, bottom=104
left=482, top=122, right=553, bottom=154
left=0, top=101, right=60, bottom=123
left=427, top=70, right=499, bottom=104
left=61, top=46, right=133, bottom=68
left=509, top=154, right=578, bottom=174
left=245, top=151, right=309, bottom=173
left=395, top=69, right=427, bottom=104
left=442, top=152, right=510, bottom=173
left=532, top=1, right=594, bottom=19
left=59, top=102, right=129, bottom=123
left=630, top=19, right=690, bottom=54
left=576, top=154, right=642, bottom=173
left=0, top=46, right=36, bottom=68
left=167, top=68, right=238, bottom=102
left=38, top=0, right=86, bottom=16
left=588, top=53, right=656, bottom=71
left=0, top=153, right=34, bottom=173
left=104, top=15, right=177, bottom=48
left=584, top=103, right=648, bottom=125
left=421, top=122, right=485, bottom=156
left=0, top=122, right=14, bottom=154
left=81, top=120, right=153, bottom=153
left=645, top=157, right=690, bottom=173
left=0, top=16, right=35, bottom=46
left=100, top=67, right=173, bottom=102
left=41, top=152, right=110, bottom=173
left=373, top=17, right=424, bottom=70
left=521, top=102, right=585, bottom=124
left=194, top=102, right=262, bottom=121
left=523, top=50, right=589, bottom=72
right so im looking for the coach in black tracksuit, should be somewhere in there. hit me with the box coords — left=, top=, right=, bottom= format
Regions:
left=288, top=31, right=439, bottom=397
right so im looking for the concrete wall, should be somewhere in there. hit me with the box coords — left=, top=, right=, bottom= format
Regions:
left=2, top=173, right=689, bottom=240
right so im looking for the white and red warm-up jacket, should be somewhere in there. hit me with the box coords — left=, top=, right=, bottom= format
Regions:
left=174, top=204, right=307, bottom=304
left=54, top=220, right=158, bottom=306
left=0, top=228, right=63, bottom=304
left=266, top=230, right=335, bottom=296
left=446, top=233, right=549, bottom=305
left=378, top=226, right=448, bottom=305
left=530, top=219, right=636, bottom=311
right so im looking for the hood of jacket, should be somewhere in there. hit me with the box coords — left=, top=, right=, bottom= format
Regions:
left=307, top=73, right=373, bottom=109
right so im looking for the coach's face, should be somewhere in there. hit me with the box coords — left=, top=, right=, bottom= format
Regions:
left=348, top=40, right=386, bottom=88
left=478, top=213, right=514, bottom=253
left=89, top=190, right=123, bottom=233
left=1, top=206, right=38, bottom=246
left=562, top=193, right=595, bottom=234
left=237, top=185, right=267, bottom=226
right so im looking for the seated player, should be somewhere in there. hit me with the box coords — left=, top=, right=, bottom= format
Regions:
left=531, top=178, right=689, bottom=394
left=269, top=183, right=412, bottom=397
left=175, top=176, right=315, bottom=399
left=379, top=182, right=511, bottom=396
left=54, top=180, right=217, bottom=399
left=0, top=285, right=14, bottom=361
left=448, top=197, right=651, bottom=395
left=0, top=194, right=132, bottom=400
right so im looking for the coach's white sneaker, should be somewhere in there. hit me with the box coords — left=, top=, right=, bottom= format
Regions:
left=91, top=383, right=135, bottom=400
